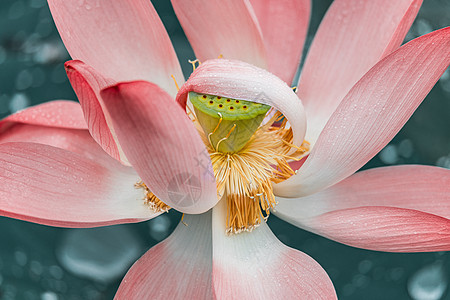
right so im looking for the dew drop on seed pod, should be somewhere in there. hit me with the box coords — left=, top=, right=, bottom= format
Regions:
left=57, top=225, right=142, bottom=283
left=408, top=262, right=447, bottom=300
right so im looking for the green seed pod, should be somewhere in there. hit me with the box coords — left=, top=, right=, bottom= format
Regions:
left=190, top=92, right=270, bottom=153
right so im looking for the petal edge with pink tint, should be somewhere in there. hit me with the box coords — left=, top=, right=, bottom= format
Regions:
left=0, top=100, right=87, bottom=131
left=275, top=27, right=450, bottom=197
left=0, top=142, right=156, bottom=227
left=65, top=60, right=129, bottom=163
left=115, top=213, right=212, bottom=300
left=249, top=0, right=310, bottom=84
left=275, top=165, right=450, bottom=252
left=48, top=0, right=183, bottom=97
left=171, top=0, right=267, bottom=69
left=298, top=0, right=422, bottom=143
left=177, top=59, right=306, bottom=148
left=101, top=81, right=218, bottom=214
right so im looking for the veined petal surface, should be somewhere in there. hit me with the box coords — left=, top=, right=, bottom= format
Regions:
left=115, top=213, right=212, bottom=299
left=249, top=0, right=310, bottom=84
left=212, top=200, right=336, bottom=299
left=275, top=166, right=450, bottom=252
left=0, top=142, right=156, bottom=227
left=101, top=81, right=218, bottom=214
left=276, top=27, right=450, bottom=197
left=0, top=100, right=87, bottom=130
left=48, top=0, right=183, bottom=97
left=171, top=0, right=267, bottom=69
left=298, top=0, right=422, bottom=143
left=65, top=60, right=129, bottom=164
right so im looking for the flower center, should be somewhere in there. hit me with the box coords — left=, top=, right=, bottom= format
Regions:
left=190, top=92, right=309, bottom=234
left=190, top=92, right=270, bottom=153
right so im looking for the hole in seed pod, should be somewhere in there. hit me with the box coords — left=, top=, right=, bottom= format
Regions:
left=230, top=106, right=234, bottom=110
left=202, top=95, right=207, bottom=99
left=209, top=101, right=214, bottom=104
left=243, top=106, right=247, bottom=109
left=217, top=96, right=222, bottom=99
left=235, top=100, right=240, bottom=103
left=219, top=104, right=223, bottom=108
left=226, top=99, right=231, bottom=102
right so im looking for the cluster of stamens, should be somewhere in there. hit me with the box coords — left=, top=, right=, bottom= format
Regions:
left=136, top=61, right=309, bottom=234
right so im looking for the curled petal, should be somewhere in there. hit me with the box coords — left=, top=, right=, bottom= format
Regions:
left=298, top=0, right=422, bottom=143
left=249, top=0, right=310, bottom=84
left=0, top=100, right=87, bottom=131
left=275, top=165, right=450, bottom=252
left=101, top=81, right=218, bottom=214
left=0, top=142, right=156, bottom=227
left=65, top=60, right=129, bottom=164
left=212, top=200, right=336, bottom=299
left=177, top=59, right=306, bottom=148
left=276, top=27, right=450, bottom=197
left=48, top=0, right=183, bottom=97
left=115, top=213, right=213, bottom=299
left=171, top=0, right=267, bottom=69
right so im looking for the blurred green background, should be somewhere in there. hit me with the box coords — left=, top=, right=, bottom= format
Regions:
left=0, top=0, right=449, bottom=299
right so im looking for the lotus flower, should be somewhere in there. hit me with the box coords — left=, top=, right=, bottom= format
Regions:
left=1, top=0, right=449, bottom=298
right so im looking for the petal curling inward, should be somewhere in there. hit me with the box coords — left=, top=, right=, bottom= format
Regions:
left=48, top=0, right=183, bottom=98
left=101, top=81, right=218, bottom=214
left=115, top=213, right=212, bottom=300
left=249, top=0, right=310, bottom=84
left=0, top=100, right=87, bottom=131
left=171, top=0, right=267, bottom=69
left=212, top=200, right=336, bottom=299
left=275, top=166, right=450, bottom=252
left=298, top=0, right=422, bottom=143
left=275, top=27, right=450, bottom=197
left=177, top=59, right=306, bottom=148
left=65, top=60, right=129, bottom=164
left=0, top=142, right=156, bottom=227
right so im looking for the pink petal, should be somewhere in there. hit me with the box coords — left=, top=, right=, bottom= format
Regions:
left=177, top=59, right=306, bottom=148
left=275, top=27, right=450, bottom=197
left=101, top=81, right=218, bottom=214
left=212, top=200, right=336, bottom=299
left=249, top=0, right=310, bottom=84
left=275, top=165, right=450, bottom=252
left=0, top=123, right=124, bottom=168
left=0, top=142, right=157, bottom=227
left=48, top=0, right=183, bottom=98
left=115, top=213, right=213, bottom=299
left=298, top=0, right=422, bottom=143
left=0, top=100, right=87, bottom=130
left=65, top=60, right=129, bottom=164
left=171, top=0, right=267, bottom=69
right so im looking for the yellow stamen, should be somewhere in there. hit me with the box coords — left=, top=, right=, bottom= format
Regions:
left=218, top=54, right=223, bottom=59
left=196, top=112, right=309, bottom=234
left=188, top=59, right=201, bottom=71
left=171, top=75, right=180, bottom=91
left=215, top=123, right=236, bottom=151
left=135, top=181, right=170, bottom=213
left=208, top=112, right=223, bottom=147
